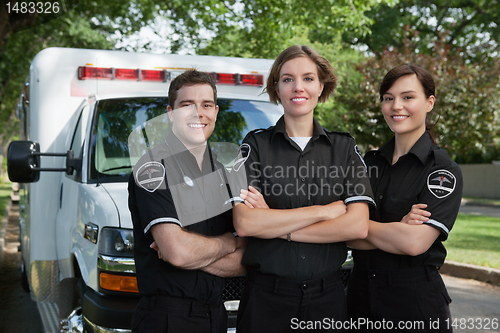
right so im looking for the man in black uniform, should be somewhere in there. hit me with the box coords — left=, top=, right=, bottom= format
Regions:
left=128, top=70, right=246, bottom=333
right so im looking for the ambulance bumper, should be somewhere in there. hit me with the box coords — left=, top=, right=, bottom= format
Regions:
left=82, top=286, right=139, bottom=332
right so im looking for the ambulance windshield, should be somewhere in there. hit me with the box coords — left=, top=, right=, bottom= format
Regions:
left=89, top=97, right=283, bottom=183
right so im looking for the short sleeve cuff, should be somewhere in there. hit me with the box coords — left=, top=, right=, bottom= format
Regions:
left=345, top=196, right=376, bottom=207
left=144, top=217, right=182, bottom=234
left=423, top=219, right=450, bottom=237
left=225, top=196, right=245, bottom=205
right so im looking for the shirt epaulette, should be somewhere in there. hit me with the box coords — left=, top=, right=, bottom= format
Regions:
left=322, top=128, right=353, bottom=138
left=247, top=127, right=268, bottom=135
left=432, top=148, right=452, bottom=166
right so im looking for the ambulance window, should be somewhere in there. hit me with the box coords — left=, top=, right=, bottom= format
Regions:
left=88, top=97, right=283, bottom=183
left=70, top=105, right=89, bottom=158
left=90, top=97, right=169, bottom=182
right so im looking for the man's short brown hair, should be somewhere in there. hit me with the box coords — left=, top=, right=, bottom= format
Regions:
left=168, top=70, right=217, bottom=108
left=265, top=45, right=337, bottom=105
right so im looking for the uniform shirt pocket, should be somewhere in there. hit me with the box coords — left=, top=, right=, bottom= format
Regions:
left=383, top=196, right=417, bottom=221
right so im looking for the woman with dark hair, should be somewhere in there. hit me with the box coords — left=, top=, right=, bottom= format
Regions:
left=233, top=45, right=375, bottom=332
left=347, top=64, right=463, bottom=332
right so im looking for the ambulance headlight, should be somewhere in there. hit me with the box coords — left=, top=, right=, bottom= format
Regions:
left=99, top=228, right=134, bottom=257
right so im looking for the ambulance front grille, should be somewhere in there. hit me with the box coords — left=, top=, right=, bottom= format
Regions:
left=222, top=276, right=246, bottom=301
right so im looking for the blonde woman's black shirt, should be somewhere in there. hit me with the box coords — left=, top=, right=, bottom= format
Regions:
left=239, top=116, right=375, bottom=280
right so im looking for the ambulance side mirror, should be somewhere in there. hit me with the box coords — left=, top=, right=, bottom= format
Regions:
left=7, top=140, right=82, bottom=183
left=7, top=141, right=41, bottom=183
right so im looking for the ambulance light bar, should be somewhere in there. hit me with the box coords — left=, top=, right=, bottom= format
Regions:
left=78, top=66, right=264, bottom=86
left=209, top=72, right=264, bottom=86
left=78, top=66, right=168, bottom=82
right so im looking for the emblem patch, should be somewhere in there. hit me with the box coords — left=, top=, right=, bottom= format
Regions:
left=232, top=143, right=251, bottom=172
left=135, top=161, right=165, bottom=192
left=427, top=169, right=456, bottom=199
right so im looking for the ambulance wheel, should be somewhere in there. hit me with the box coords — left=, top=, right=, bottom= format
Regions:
left=60, top=278, right=85, bottom=333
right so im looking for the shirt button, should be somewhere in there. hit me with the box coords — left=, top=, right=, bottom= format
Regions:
left=302, top=283, right=308, bottom=290
left=300, top=255, right=306, bottom=260
left=206, top=200, right=211, bottom=205
left=379, top=195, right=383, bottom=200
left=370, top=273, right=376, bottom=279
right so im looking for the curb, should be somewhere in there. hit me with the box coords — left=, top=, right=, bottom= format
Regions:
left=461, top=198, right=500, bottom=208
left=441, top=260, right=500, bottom=287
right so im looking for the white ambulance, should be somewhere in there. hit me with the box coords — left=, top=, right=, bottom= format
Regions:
left=7, top=47, right=284, bottom=333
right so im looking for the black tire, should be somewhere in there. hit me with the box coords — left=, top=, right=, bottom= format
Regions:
left=21, top=260, right=30, bottom=292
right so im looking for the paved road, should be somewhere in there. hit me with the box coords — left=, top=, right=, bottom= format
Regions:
left=0, top=203, right=44, bottom=333
left=444, top=274, right=500, bottom=333
left=459, top=204, right=500, bottom=218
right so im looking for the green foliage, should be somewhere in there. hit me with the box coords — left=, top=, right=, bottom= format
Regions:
left=0, top=180, right=12, bottom=219
left=0, top=0, right=162, bottom=155
left=185, top=0, right=393, bottom=58
left=349, top=0, right=500, bottom=63
left=2, top=0, right=500, bottom=164
left=446, top=213, right=500, bottom=269
left=334, top=30, right=500, bottom=162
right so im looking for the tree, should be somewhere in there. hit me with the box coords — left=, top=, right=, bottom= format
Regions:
left=164, top=0, right=394, bottom=58
left=0, top=0, right=395, bottom=163
left=335, top=30, right=500, bottom=163
left=0, top=0, right=163, bottom=174
left=346, top=0, right=500, bottom=63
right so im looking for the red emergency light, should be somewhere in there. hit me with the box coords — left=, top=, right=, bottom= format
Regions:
left=78, top=66, right=167, bottom=82
left=141, top=70, right=166, bottom=81
left=240, top=73, right=264, bottom=86
left=78, top=66, right=264, bottom=86
left=216, top=73, right=238, bottom=84
left=78, top=67, right=113, bottom=80
left=114, top=68, right=139, bottom=80
left=209, top=72, right=264, bottom=87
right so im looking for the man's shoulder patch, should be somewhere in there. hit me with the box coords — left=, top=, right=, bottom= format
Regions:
left=135, top=161, right=165, bottom=193
left=233, top=143, right=251, bottom=172
left=427, top=169, right=456, bottom=199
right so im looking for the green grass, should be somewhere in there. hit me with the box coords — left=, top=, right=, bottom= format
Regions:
left=446, top=213, right=500, bottom=269
left=0, top=179, right=12, bottom=217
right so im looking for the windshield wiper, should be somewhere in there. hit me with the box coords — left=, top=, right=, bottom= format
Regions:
left=100, top=165, right=132, bottom=173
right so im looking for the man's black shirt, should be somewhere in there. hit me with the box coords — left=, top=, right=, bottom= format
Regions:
left=128, top=131, right=234, bottom=301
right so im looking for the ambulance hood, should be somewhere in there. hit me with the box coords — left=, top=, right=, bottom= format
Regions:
left=100, top=182, right=133, bottom=229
